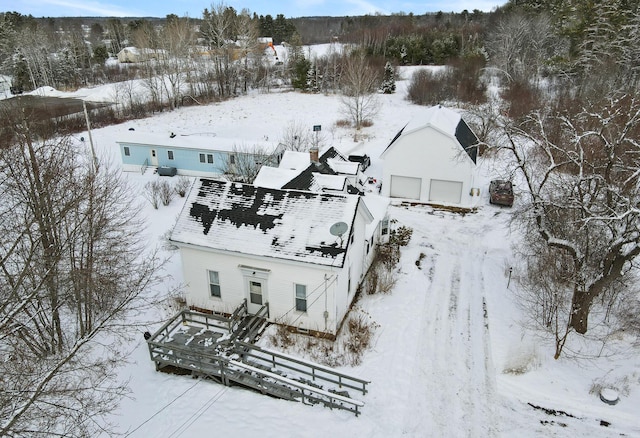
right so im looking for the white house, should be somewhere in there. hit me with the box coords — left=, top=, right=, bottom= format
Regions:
left=380, top=105, right=480, bottom=206
left=170, top=179, right=375, bottom=337
left=116, top=47, right=167, bottom=63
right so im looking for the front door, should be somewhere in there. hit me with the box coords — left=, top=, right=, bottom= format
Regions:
left=150, top=149, right=158, bottom=166
left=247, top=279, right=264, bottom=314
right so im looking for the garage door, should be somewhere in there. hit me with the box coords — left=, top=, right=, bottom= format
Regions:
left=429, top=179, right=463, bottom=204
left=390, top=175, right=422, bottom=199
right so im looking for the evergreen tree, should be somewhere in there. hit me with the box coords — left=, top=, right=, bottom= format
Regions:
left=292, top=56, right=311, bottom=90
left=306, top=62, right=319, bottom=92
left=380, top=61, right=396, bottom=94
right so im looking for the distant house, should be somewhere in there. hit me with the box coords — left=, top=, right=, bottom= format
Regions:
left=116, top=130, right=285, bottom=177
left=169, top=179, right=376, bottom=337
left=381, top=105, right=480, bottom=206
left=117, top=47, right=167, bottom=63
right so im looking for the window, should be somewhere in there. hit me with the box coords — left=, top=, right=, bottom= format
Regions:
left=295, top=284, right=307, bottom=312
left=208, top=270, right=221, bottom=297
left=381, top=217, right=389, bottom=236
left=123, top=146, right=130, bottom=156
left=207, top=154, right=214, bottom=164
left=199, top=153, right=205, bottom=163
left=250, top=280, right=263, bottom=305
left=229, top=154, right=236, bottom=165
left=168, top=150, right=174, bottom=160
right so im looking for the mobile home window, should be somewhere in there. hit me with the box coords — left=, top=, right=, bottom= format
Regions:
left=295, top=284, right=307, bottom=312
left=229, top=154, right=236, bottom=165
left=208, top=270, right=221, bottom=298
left=207, top=154, right=214, bottom=164
left=168, top=150, right=174, bottom=160
left=199, top=153, right=205, bottom=163
left=123, top=146, right=130, bottom=156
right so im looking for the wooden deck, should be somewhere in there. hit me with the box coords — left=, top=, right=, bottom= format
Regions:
left=147, top=303, right=369, bottom=416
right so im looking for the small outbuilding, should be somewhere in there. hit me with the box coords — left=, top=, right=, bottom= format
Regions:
left=380, top=105, right=480, bottom=206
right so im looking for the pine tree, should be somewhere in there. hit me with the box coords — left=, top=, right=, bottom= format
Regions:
left=380, top=61, right=396, bottom=94
left=306, top=62, right=319, bottom=92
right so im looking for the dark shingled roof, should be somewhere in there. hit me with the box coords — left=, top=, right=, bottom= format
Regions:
left=282, top=147, right=352, bottom=191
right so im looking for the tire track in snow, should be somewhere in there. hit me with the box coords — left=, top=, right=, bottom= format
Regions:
left=460, top=237, right=499, bottom=438
left=398, top=209, right=499, bottom=437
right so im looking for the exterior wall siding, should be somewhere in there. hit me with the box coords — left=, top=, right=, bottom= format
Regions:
left=119, top=142, right=227, bottom=174
left=382, top=128, right=475, bottom=206
left=179, top=246, right=345, bottom=334
left=175, top=201, right=372, bottom=336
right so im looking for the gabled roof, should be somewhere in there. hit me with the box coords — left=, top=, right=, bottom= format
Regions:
left=281, top=147, right=359, bottom=191
left=383, top=105, right=478, bottom=164
left=170, top=179, right=361, bottom=267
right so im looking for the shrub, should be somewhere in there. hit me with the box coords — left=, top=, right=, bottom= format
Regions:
left=158, top=180, right=173, bottom=206
left=391, top=225, right=413, bottom=247
left=174, top=176, right=191, bottom=197
left=143, top=181, right=161, bottom=209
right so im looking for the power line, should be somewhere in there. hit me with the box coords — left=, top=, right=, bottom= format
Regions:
left=124, top=379, right=201, bottom=437
left=167, top=386, right=228, bottom=438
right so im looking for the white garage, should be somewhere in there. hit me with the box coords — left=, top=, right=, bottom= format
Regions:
left=429, top=179, right=463, bottom=204
left=390, top=175, right=422, bottom=199
left=380, top=105, right=480, bottom=207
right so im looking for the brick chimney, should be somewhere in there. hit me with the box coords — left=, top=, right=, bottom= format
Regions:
left=309, top=147, right=319, bottom=163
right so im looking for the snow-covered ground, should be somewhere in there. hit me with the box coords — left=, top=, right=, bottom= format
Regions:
left=17, top=65, right=640, bottom=437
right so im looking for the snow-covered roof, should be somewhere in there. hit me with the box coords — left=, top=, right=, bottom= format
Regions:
left=116, top=130, right=280, bottom=153
left=312, top=173, right=347, bottom=191
left=384, top=105, right=478, bottom=164
left=278, top=150, right=310, bottom=171
left=170, top=179, right=360, bottom=267
left=253, top=166, right=300, bottom=189
left=327, top=158, right=359, bottom=175
left=361, top=195, right=390, bottom=237
left=404, top=104, right=461, bottom=135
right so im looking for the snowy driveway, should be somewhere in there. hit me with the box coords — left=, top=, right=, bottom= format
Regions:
left=356, top=202, right=506, bottom=437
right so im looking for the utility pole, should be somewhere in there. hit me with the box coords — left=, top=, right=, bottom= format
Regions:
left=83, top=101, right=98, bottom=173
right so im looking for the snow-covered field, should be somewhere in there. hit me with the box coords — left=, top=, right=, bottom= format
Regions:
left=16, top=64, right=640, bottom=437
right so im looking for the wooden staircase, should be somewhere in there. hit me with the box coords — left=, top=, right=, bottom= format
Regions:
left=146, top=307, right=369, bottom=416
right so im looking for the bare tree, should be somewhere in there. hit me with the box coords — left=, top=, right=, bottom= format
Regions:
left=279, top=120, right=312, bottom=151
left=221, top=144, right=277, bottom=183
left=504, top=92, right=640, bottom=358
left=339, top=50, right=380, bottom=129
left=201, top=2, right=240, bottom=98
left=235, top=9, right=260, bottom=93
left=0, top=111, right=162, bottom=436
left=485, top=12, right=561, bottom=85
left=158, top=15, right=196, bottom=109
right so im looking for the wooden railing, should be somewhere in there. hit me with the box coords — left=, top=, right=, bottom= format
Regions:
left=234, top=341, right=369, bottom=395
left=141, top=158, right=149, bottom=174
left=146, top=307, right=369, bottom=416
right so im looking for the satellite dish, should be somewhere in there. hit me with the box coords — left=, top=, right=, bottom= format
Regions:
left=330, top=222, right=348, bottom=237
